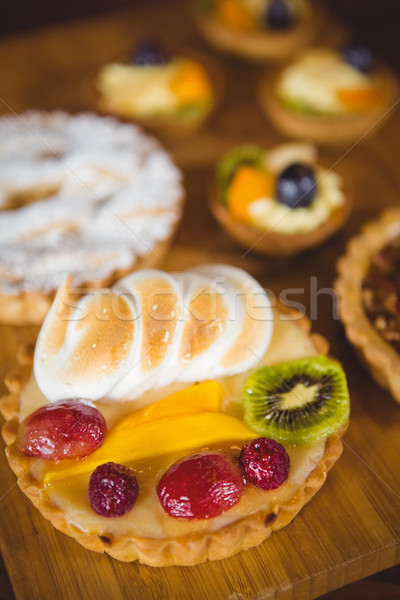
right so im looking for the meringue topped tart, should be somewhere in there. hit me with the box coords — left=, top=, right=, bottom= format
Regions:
left=1, top=265, right=349, bottom=565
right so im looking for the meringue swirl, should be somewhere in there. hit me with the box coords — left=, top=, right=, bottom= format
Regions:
left=34, top=265, right=273, bottom=402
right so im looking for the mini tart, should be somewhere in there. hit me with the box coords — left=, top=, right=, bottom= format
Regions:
left=336, top=208, right=400, bottom=403
left=258, top=53, right=399, bottom=145
left=89, top=50, right=223, bottom=136
left=209, top=144, right=352, bottom=256
left=193, top=0, right=325, bottom=63
left=0, top=309, right=344, bottom=566
left=0, top=112, right=184, bottom=325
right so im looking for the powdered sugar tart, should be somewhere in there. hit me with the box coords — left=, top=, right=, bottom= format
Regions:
left=0, top=111, right=184, bottom=325
left=336, top=208, right=400, bottom=403
left=1, top=265, right=349, bottom=566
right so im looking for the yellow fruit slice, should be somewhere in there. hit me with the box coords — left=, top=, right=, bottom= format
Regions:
left=44, top=412, right=257, bottom=484
left=337, top=86, right=381, bottom=111
left=228, top=165, right=274, bottom=223
left=216, top=0, right=255, bottom=31
left=113, top=380, right=224, bottom=431
left=170, top=60, right=213, bottom=105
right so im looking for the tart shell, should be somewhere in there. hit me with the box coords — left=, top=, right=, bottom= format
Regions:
left=0, top=310, right=344, bottom=566
left=258, top=64, right=399, bottom=145
left=336, top=207, right=400, bottom=403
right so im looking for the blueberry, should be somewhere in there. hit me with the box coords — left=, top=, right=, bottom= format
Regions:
left=276, top=163, right=316, bottom=208
left=342, top=42, right=373, bottom=74
left=265, top=0, right=295, bottom=30
left=130, top=40, right=167, bottom=66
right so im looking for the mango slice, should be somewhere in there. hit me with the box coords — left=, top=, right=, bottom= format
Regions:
left=44, top=411, right=257, bottom=484
left=112, top=380, right=224, bottom=431
left=337, top=86, right=381, bottom=111
left=216, top=0, right=255, bottom=31
left=228, top=165, right=274, bottom=223
left=170, top=60, right=213, bottom=105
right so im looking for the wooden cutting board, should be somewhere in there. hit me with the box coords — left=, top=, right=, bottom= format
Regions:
left=0, top=2, right=399, bottom=598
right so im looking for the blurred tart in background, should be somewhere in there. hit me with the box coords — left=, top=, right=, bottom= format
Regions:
left=193, top=0, right=325, bottom=62
left=92, top=40, right=220, bottom=134
left=336, top=208, right=400, bottom=403
left=259, top=42, right=399, bottom=144
left=209, top=142, right=351, bottom=255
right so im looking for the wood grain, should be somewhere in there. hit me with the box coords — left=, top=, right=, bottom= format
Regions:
left=0, top=1, right=400, bottom=598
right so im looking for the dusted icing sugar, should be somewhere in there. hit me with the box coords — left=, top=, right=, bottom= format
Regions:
left=0, top=112, right=183, bottom=294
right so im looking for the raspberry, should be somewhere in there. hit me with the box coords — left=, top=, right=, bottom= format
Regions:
left=88, top=462, right=139, bottom=517
left=18, top=399, right=106, bottom=460
left=240, top=438, right=290, bottom=490
left=157, top=451, right=245, bottom=519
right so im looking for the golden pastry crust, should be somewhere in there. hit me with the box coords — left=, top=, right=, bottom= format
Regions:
left=208, top=170, right=352, bottom=256
left=194, top=0, right=325, bottom=63
left=0, top=232, right=182, bottom=326
left=0, top=311, right=344, bottom=566
left=336, top=207, right=400, bottom=403
left=258, top=63, right=399, bottom=145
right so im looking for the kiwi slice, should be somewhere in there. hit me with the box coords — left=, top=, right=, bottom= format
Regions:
left=242, top=355, right=350, bottom=446
left=217, top=145, right=264, bottom=204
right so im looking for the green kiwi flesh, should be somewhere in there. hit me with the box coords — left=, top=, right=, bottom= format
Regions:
left=242, top=355, right=350, bottom=446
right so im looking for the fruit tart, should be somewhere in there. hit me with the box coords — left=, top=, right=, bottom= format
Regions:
left=259, top=42, right=399, bottom=144
left=1, top=265, right=349, bottom=566
left=193, top=0, right=325, bottom=63
left=92, top=40, right=219, bottom=134
left=0, top=111, right=184, bottom=325
left=209, top=142, right=351, bottom=255
left=336, top=208, right=400, bottom=403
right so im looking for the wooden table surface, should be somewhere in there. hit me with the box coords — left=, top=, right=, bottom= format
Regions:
left=0, top=1, right=399, bottom=598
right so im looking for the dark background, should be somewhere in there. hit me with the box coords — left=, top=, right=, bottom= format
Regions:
left=1, top=1, right=399, bottom=74
left=0, top=0, right=397, bottom=52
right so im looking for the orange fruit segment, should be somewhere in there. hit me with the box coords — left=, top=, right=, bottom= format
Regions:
left=337, top=86, right=382, bottom=111
left=215, top=0, right=255, bottom=31
left=228, top=165, right=274, bottom=223
left=170, top=60, right=213, bottom=105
